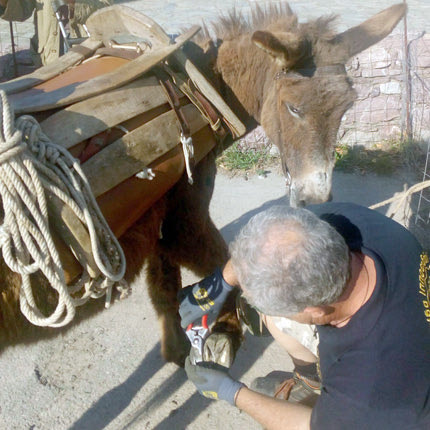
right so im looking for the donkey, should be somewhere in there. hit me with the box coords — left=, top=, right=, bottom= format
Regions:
left=0, top=3, right=405, bottom=366
left=187, top=2, right=406, bottom=207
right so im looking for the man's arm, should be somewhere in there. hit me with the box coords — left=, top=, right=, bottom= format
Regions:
left=236, top=387, right=312, bottom=430
left=221, top=259, right=239, bottom=287
left=185, top=358, right=312, bottom=430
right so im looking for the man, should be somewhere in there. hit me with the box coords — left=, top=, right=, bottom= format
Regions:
left=180, top=203, right=430, bottom=429
left=0, top=0, right=111, bottom=67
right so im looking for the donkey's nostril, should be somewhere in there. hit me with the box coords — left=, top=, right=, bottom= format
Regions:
left=298, top=200, right=306, bottom=207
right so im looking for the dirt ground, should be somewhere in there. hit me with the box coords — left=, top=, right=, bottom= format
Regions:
left=0, top=166, right=422, bottom=430
left=0, top=1, right=428, bottom=429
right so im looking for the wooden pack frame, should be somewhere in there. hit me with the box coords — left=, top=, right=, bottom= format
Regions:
left=0, top=5, right=246, bottom=283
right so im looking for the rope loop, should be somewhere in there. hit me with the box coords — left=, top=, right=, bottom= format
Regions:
left=0, top=96, right=26, bottom=164
left=0, top=90, right=127, bottom=327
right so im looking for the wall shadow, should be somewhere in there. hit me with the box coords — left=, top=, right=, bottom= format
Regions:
left=68, top=333, right=274, bottom=430
left=70, top=197, right=284, bottom=429
left=70, top=343, right=164, bottom=430
left=151, top=333, right=274, bottom=430
left=58, top=170, right=415, bottom=428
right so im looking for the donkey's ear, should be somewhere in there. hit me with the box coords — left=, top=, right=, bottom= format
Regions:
left=252, top=30, right=305, bottom=68
left=330, top=3, right=406, bottom=60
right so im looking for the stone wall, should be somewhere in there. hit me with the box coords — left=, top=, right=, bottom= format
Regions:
left=243, top=32, right=430, bottom=151
left=1, top=25, right=429, bottom=150
left=339, top=32, right=430, bottom=147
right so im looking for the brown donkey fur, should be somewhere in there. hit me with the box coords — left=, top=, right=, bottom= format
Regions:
left=187, top=2, right=406, bottom=207
left=0, top=3, right=406, bottom=366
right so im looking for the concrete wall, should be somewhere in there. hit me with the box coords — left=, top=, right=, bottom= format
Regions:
left=1, top=23, right=428, bottom=150
left=243, top=32, right=430, bottom=151
left=339, top=32, right=430, bottom=147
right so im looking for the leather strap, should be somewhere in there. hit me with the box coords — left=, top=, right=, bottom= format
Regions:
left=274, top=378, right=296, bottom=400
left=189, top=80, right=225, bottom=135
left=156, top=69, right=192, bottom=138
left=161, top=64, right=228, bottom=140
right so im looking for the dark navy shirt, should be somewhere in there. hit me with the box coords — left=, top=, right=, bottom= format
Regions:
left=307, top=203, right=430, bottom=429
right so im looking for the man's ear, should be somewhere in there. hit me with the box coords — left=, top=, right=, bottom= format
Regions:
left=304, top=306, right=324, bottom=317
left=303, top=306, right=334, bottom=318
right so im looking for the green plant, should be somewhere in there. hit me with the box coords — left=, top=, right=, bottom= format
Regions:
left=217, top=137, right=426, bottom=177
left=335, top=138, right=426, bottom=176
left=396, top=138, right=427, bottom=171
left=216, top=141, right=278, bottom=173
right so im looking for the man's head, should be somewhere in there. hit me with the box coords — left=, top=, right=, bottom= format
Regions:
left=229, top=205, right=350, bottom=317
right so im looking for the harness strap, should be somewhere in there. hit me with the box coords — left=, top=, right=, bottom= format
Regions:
left=162, top=64, right=228, bottom=139
left=189, top=81, right=225, bottom=135
left=158, top=71, right=192, bottom=137
left=156, top=68, right=196, bottom=183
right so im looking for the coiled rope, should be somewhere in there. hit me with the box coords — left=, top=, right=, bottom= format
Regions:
left=0, top=90, right=127, bottom=327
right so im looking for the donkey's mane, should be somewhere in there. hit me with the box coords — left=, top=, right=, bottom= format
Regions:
left=200, top=2, right=338, bottom=43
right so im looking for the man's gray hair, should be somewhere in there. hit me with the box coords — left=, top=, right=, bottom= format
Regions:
left=229, top=205, right=350, bottom=316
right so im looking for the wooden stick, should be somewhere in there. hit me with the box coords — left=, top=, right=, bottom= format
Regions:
left=86, top=4, right=172, bottom=47
left=9, top=21, right=18, bottom=79
left=10, top=26, right=201, bottom=114
left=40, top=76, right=168, bottom=149
left=0, top=38, right=103, bottom=95
left=81, top=103, right=208, bottom=197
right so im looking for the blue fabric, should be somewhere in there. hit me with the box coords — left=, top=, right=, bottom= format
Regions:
left=307, top=203, right=430, bottom=429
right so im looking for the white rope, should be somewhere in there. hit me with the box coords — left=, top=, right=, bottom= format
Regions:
left=0, top=90, right=127, bottom=327
left=369, top=180, right=430, bottom=218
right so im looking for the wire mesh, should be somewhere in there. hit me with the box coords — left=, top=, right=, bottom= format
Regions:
left=411, top=33, right=430, bottom=244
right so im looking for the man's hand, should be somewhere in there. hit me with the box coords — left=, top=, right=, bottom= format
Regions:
left=184, top=357, right=245, bottom=405
left=178, top=267, right=234, bottom=328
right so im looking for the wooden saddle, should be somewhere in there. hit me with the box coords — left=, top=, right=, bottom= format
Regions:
left=0, top=5, right=245, bottom=286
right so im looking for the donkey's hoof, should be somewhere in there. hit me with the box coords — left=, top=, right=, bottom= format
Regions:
left=163, top=340, right=190, bottom=367
left=198, top=333, right=235, bottom=367
left=161, top=327, right=190, bottom=367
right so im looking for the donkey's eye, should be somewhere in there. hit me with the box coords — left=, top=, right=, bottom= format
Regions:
left=285, top=103, right=301, bottom=119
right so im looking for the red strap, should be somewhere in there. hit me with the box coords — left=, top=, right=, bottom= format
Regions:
left=202, top=314, right=208, bottom=329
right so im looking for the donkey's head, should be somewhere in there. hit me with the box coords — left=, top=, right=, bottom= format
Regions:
left=252, top=3, right=406, bottom=207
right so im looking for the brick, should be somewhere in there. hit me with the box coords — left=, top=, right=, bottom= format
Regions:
left=380, top=81, right=402, bottom=94
left=415, top=55, right=430, bottom=68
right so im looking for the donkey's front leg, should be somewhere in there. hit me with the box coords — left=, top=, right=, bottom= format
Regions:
left=146, top=252, right=190, bottom=366
left=174, top=217, right=243, bottom=366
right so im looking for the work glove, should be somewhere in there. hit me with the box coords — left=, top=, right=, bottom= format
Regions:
left=184, top=357, right=245, bottom=406
left=178, top=267, right=234, bottom=329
